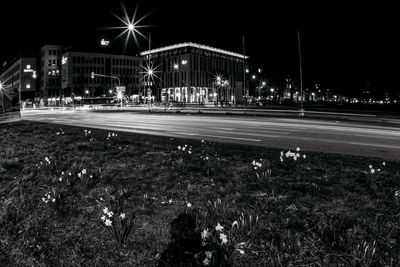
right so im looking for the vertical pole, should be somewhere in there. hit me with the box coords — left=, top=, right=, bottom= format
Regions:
left=243, top=35, right=246, bottom=114
left=297, top=30, right=304, bottom=116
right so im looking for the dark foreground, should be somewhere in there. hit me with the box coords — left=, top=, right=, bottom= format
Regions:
left=1, top=121, right=400, bottom=266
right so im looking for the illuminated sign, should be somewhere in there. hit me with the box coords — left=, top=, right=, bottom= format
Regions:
left=101, top=39, right=110, bottom=46
left=62, top=56, right=68, bottom=65
left=24, top=64, right=34, bottom=72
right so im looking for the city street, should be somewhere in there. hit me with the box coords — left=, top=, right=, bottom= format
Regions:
left=22, top=109, right=400, bottom=160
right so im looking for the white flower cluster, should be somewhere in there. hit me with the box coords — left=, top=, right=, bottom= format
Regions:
left=56, top=128, right=64, bottom=135
left=77, top=169, right=93, bottom=179
left=84, top=129, right=91, bottom=137
left=42, top=189, right=56, bottom=203
left=107, top=132, right=117, bottom=140
left=101, top=207, right=114, bottom=227
left=44, top=157, right=51, bottom=165
left=177, top=144, right=192, bottom=154
left=161, top=199, right=173, bottom=205
left=394, top=190, right=400, bottom=198
left=368, top=162, right=385, bottom=174
left=200, top=155, right=209, bottom=161
left=252, top=160, right=262, bottom=170
left=280, top=147, right=306, bottom=162
left=58, top=171, right=72, bottom=182
left=203, top=250, right=212, bottom=265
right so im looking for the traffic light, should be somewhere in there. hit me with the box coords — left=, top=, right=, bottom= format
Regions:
left=91, top=72, right=94, bottom=79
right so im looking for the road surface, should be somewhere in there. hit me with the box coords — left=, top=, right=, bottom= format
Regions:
left=21, top=109, right=400, bottom=160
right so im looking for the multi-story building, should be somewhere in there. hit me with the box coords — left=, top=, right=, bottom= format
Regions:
left=140, top=42, right=248, bottom=104
left=61, top=51, right=142, bottom=98
left=0, top=56, right=37, bottom=109
left=40, top=45, right=64, bottom=98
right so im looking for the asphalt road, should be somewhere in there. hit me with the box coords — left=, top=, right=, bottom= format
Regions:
left=21, top=109, right=400, bottom=160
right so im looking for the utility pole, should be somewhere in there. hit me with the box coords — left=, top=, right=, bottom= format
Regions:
left=242, top=35, right=247, bottom=115
left=297, top=30, right=304, bottom=116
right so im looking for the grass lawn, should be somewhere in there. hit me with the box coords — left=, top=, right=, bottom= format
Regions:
left=1, top=121, right=400, bottom=266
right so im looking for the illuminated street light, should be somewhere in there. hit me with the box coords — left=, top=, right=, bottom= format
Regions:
left=109, top=89, right=113, bottom=94
left=251, top=75, right=256, bottom=80
left=172, top=63, right=180, bottom=71
left=104, top=2, right=152, bottom=53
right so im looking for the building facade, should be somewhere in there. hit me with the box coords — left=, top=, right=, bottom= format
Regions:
left=0, top=56, right=38, bottom=109
left=140, top=43, right=248, bottom=104
left=61, top=51, right=142, bottom=98
left=40, top=45, right=64, bottom=97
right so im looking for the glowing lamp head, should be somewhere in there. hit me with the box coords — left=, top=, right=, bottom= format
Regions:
left=252, top=75, right=256, bottom=80
left=85, top=90, right=89, bottom=94
left=270, top=88, right=275, bottom=92
left=128, top=23, right=134, bottom=31
left=262, top=82, right=266, bottom=87
left=148, top=69, right=153, bottom=75
left=173, top=64, right=179, bottom=70
left=109, top=89, right=113, bottom=94
left=216, top=76, right=221, bottom=82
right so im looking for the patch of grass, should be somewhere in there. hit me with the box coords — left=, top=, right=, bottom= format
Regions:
left=0, top=121, right=400, bottom=266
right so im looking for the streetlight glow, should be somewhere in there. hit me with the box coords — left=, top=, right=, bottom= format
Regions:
left=104, top=2, right=152, bottom=53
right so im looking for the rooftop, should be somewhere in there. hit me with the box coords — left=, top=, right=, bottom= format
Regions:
left=140, top=42, right=249, bottom=59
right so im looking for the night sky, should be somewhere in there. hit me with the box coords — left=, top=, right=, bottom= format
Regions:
left=0, top=1, right=398, bottom=96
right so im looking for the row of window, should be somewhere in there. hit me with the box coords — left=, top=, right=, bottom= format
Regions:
left=71, top=56, right=140, bottom=66
left=48, top=59, right=60, bottom=67
left=72, top=76, right=140, bottom=84
left=72, top=66, right=140, bottom=75
left=48, top=49, right=61, bottom=56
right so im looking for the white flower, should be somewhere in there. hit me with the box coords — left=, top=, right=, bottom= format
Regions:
left=215, top=223, right=224, bottom=232
left=168, top=199, right=173, bottom=204
left=369, top=164, right=373, bottom=169
left=237, top=249, right=245, bottom=254
left=44, top=157, right=50, bottom=164
left=296, top=153, right=300, bottom=158
left=232, top=221, right=238, bottom=228
left=205, top=251, right=212, bottom=259
left=280, top=151, right=284, bottom=156
left=254, top=167, right=258, bottom=170
left=42, top=197, right=46, bottom=202
left=370, top=169, right=375, bottom=174
left=201, top=229, right=210, bottom=240
left=293, top=156, right=297, bottom=161
left=187, top=202, right=192, bottom=208
left=78, top=173, right=82, bottom=178
left=47, top=194, right=51, bottom=199
left=219, top=233, right=228, bottom=244
left=107, top=211, right=114, bottom=217
left=395, top=190, right=400, bottom=197
left=256, top=162, right=262, bottom=168
left=61, top=171, right=64, bottom=175
left=120, top=213, right=126, bottom=219
left=280, top=157, right=284, bottom=162
left=59, top=177, right=62, bottom=182
left=182, top=146, right=186, bottom=151
left=377, top=169, right=381, bottom=172
left=382, top=162, right=386, bottom=166
left=303, top=154, right=306, bottom=159
left=203, top=257, right=210, bottom=265
left=90, top=175, right=93, bottom=178
left=103, top=207, right=109, bottom=214
left=178, top=145, right=181, bottom=150
left=296, top=147, right=300, bottom=152
left=105, top=219, right=112, bottom=227
left=252, top=160, right=256, bottom=165
left=88, top=131, right=91, bottom=134
left=101, top=215, right=106, bottom=221
left=188, top=150, right=192, bottom=154
left=82, top=169, right=87, bottom=175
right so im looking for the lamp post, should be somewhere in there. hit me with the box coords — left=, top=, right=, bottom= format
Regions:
left=0, top=81, right=7, bottom=113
